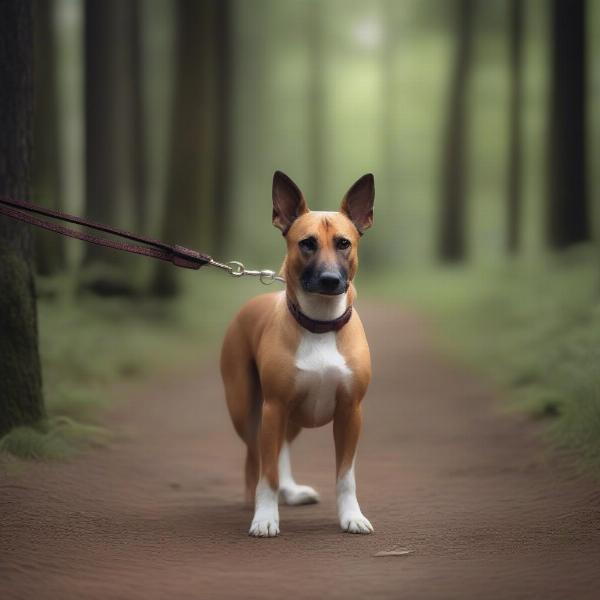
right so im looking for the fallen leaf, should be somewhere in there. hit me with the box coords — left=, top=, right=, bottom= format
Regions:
left=374, top=547, right=414, bottom=557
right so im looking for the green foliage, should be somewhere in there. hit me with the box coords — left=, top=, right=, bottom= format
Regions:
left=363, top=246, right=600, bottom=472
left=0, top=417, right=109, bottom=460
left=1, top=269, right=260, bottom=460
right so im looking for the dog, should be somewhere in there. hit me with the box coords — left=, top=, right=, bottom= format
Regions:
left=220, top=171, right=374, bottom=537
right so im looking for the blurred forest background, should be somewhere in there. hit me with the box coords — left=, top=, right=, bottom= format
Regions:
left=1, top=0, right=600, bottom=470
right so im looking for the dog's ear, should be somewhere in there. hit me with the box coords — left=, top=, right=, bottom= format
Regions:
left=272, top=171, right=308, bottom=235
left=340, top=174, right=375, bottom=234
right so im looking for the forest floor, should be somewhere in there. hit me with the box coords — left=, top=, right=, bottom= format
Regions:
left=2, top=303, right=600, bottom=600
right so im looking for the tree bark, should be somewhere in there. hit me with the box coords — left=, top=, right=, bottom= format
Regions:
left=32, top=0, right=65, bottom=275
left=437, top=0, right=474, bottom=263
left=151, top=0, right=218, bottom=297
left=0, top=0, right=45, bottom=435
left=84, top=0, right=137, bottom=264
left=307, top=0, right=325, bottom=206
left=130, top=0, right=147, bottom=235
left=506, top=0, right=523, bottom=255
left=547, top=0, right=589, bottom=249
left=212, top=0, right=232, bottom=257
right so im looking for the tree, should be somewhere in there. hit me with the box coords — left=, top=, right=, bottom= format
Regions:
left=212, top=0, right=232, bottom=257
left=0, top=0, right=45, bottom=435
left=32, top=0, right=65, bottom=275
left=307, top=0, right=325, bottom=205
left=151, top=0, right=222, bottom=297
left=506, top=0, right=523, bottom=255
left=83, top=0, right=137, bottom=266
left=547, top=0, right=589, bottom=249
left=437, top=0, right=475, bottom=263
left=130, top=0, right=147, bottom=235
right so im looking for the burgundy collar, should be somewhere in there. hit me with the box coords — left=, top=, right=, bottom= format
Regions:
left=286, top=295, right=353, bottom=334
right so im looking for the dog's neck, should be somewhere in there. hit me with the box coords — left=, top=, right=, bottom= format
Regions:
left=293, top=288, right=349, bottom=321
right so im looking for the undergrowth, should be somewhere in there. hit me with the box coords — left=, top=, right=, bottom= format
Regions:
left=363, top=245, right=600, bottom=473
left=0, top=269, right=258, bottom=462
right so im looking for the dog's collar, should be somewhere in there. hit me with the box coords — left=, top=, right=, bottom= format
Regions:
left=286, top=295, right=353, bottom=334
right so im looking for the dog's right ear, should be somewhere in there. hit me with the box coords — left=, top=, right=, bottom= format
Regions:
left=272, top=171, right=308, bottom=235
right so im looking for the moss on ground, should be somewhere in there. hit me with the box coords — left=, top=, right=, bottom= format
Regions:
left=362, top=245, right=600, bottom=474
left=6, top=251, right=600, bottom=473
left=1, top=269, right=261, bottom=461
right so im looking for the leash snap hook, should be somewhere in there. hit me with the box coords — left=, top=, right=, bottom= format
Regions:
left=227, top=261, right=245, bottom=277
left=259, top=270, right=276, bottom=285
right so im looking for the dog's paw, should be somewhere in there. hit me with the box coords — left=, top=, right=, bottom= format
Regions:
left=340, top=513, right=374, bottom=534
left=249, top=518, right=280, bottom=537
left=280, top=484, right=320, bottom=506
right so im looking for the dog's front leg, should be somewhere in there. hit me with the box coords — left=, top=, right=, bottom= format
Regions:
left=333, top=401, right=374, bottom=534
left=249, top=399, right=285, bottom=537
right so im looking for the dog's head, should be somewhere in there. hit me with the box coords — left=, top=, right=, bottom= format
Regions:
left=272, top=171, right=374, bottom=297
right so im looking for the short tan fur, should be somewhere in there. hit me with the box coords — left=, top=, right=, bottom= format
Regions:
left=220, top=171, right=375, bottom=536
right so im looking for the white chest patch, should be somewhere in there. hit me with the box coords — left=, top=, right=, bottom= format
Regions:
left=294, top=331, right=352, bottom=426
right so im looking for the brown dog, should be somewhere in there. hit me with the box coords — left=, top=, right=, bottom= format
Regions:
left=220, top=171, right=374, bottom=537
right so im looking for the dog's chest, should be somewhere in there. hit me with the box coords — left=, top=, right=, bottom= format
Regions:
left=293, top=331, right=352, bottom=427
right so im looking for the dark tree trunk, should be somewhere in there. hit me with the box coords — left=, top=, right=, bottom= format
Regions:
left=84, top=0, right=137, bottom=265
left=212, top=0, right=232, bottom=257
left=0, top=0, right=45, bottom=435
left=130, top=0, right=147, bottom=235
left=307, top=0, right=324, bottom=206
left=32, top=0, right=65, bottom=275
left=437, top=0, right=474, bottom=263
left=374, top=0, right=397, bottom=268
left=547, top=0, right=589, bottom=249
left=151, top=0, right=218, bottom=297
left=506, top=0, right=523, bottom=255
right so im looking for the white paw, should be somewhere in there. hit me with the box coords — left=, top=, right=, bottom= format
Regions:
left=280, top=484, right=320, bottom=506
left=249, top=518, right=280, bottom=537
left=340, top=513, right=374, bottom=534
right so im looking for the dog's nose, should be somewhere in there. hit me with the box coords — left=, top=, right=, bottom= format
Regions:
left=318, top=271, right=342, bottom=293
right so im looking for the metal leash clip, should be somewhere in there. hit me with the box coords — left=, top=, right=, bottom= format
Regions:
left=209, top=259, right=285, bottom=285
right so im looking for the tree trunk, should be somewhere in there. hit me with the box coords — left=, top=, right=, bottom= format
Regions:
left=130, top=0, right=147, bottom=235
left=547, top=0, right=589, bottom=249
left=83, top=0, right=137, bottom=265
left=307, top=0, right=325, bottom=206
left=32, top=0, right=65, bottom=275
left=151, top=0, right=218, bottom=297
left=437, top=0, right=474, bottom=263
left=376, top=0, right=398, bottom=267
left=506, top=0, right=523, bottom=255
left=212, top=0, right=232, bottom=257
left=0, top=0, right=45, bottom=435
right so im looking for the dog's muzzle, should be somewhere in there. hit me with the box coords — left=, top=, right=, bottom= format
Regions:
left=301, top=265, right=348, bottom=296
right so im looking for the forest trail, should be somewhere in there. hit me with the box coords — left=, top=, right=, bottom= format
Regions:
left=2, top=304, right=600, bottom=600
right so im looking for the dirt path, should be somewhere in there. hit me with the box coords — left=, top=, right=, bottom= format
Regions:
left=2, top=305, right=600, bottom=599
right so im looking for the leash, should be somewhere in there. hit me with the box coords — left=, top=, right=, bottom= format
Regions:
left=0, top=196, right=354, bottom=333
left=0, top=196, right=284, bottom=285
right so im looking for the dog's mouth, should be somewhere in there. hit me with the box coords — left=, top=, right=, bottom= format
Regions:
left=305, top=286, right=348, bottom=297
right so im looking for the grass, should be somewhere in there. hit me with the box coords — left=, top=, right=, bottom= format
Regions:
left=0, top=417, right=110, bottom=460
left=362, top=245, right=600, bottom=473
left=1, top=268, right=262, bottom=461
left=5, top=248, right=600, bottom=474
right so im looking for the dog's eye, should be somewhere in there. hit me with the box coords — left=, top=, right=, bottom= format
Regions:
left=336, top=238, right=351, bottom=250
left=299, top=237, right=318, bottom=252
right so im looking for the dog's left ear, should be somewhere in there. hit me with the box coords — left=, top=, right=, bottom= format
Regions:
left=340, top=174, right=375, bottom=234
left=272, top=171, right=308, bottom=235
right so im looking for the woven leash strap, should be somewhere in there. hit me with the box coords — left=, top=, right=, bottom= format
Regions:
left=0, top=196, right=211, bottom=270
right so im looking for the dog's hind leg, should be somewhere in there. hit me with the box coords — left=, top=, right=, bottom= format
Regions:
left=228, top=375, right=261, bottom=504
left=221, top=327, right=262, bottom=505
left=278, top=422, right=320, bottom=506
left=243, top=395, right=261, bottom=505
